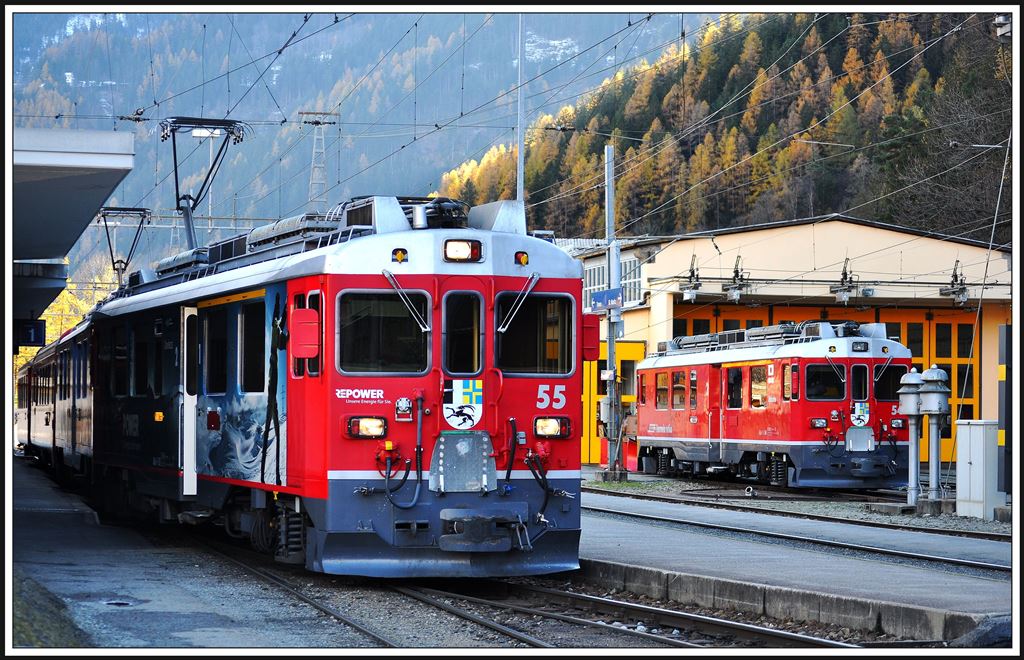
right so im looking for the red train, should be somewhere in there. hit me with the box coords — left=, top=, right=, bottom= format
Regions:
left=634, top=321, right=914, bottom=488
left=15, top=195, right=592, bottom=577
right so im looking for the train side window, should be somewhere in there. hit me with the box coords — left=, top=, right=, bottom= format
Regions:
left=240, top=301, right=266, bottom=393
left=655, top=373, right=669, bottom=410
left=133, top=327, right=150, bottom=397
left=205, top=307, right=229, bottom=394
left=113, top=326, right=129, bottom=396
left=783, top=362, right=791, bottom=400
left=671, top=371, right=686, bottom=409
left=726, top=367, right=743, bottom=409
left=185, top=315, right=198, bottom=396
left=851, top=364, right=868, bottom=401
left=806, top=364, right=845, bottom=401
left=689, top=370, right=697, bottom=408
left=153, top=338, right=163, bottom=397
left=293, top=293, right=307, bottom=377
left=750, top=366, right=767, bottom=408
left=638, top=373, right=647, bottom=405
left=306, top=292, right=322, bottom=376
left=444, top=292, right=482, bottom=376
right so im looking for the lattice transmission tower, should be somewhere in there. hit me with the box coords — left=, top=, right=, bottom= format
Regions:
left=299, top=111, right=339, bottom=214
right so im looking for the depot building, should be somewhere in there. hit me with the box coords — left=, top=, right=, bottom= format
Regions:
left=563, top=214, right=1012, bottom=465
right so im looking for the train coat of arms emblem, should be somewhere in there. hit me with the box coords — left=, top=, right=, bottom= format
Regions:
left=851, top=402, right=870, bottom=427
left=443, top=379, right=483, bottom=429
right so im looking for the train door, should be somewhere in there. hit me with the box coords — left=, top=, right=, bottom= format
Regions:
left=707, top=364, right=722, bottom=462
left=181, top=306, right=198, bottom=497
left=441, top=278, right=487, bottom=433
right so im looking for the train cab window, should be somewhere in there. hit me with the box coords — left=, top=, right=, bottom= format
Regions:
left=240, top=301, right=266, bottom=393
left=495, top=294, right=571, bottom=375
left=655, top=373, right=669, bottom=409
left=750, top=366, right=767, bottom=408
left=874, top=364, right=907, bottom=401
left=851, top=364, right=868, bottom=401
left=338, top=292, right=429, bottom=373
left=444, top=292, right=482, bottom=375
left=205, top=307, right=229, bottom=394
left=726, top=367, right=743, bottom=409
left=806, top=364, right=845, bottom=401
left=689, top=370, right=697, bottom=408
left=783, top=363, right=791, bottom=400
left=671, top=372, right=686, bottom=409
left=306, top=292, right=322, bottom=376
left=638, top=373, right=647, bottom=404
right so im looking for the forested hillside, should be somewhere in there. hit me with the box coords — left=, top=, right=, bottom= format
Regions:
left=438, top=13, right=1012, bottom=244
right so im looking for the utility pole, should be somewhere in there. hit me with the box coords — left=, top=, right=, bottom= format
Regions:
left=299, top=111, right=339, bottom=214
left=601, top=143, right=626, bottom=481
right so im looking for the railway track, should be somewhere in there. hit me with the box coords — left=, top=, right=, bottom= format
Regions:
left=195, top=534, right=854, bottom=648
left=422, top=581, right=860, bottom=648
left=581, top=486, right=1012, bottom=543
left=198, top=540, right=400, bottom=647
left=581, top=502, right=1012, bottom=574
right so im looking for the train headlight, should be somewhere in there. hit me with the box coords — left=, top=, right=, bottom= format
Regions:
left=348, top=416, right=387, bottom=438
left=534, top=417, right=571, bottom=438
left=852, top=341, right=869, bottom=352
left=444, top=239, right=482, bottom=262
left=891, top=418, right=905, bottom=429
left=809, top=418, right=828, bottom=429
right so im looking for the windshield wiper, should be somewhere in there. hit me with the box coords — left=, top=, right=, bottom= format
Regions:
left=497, top=272, right=540, bottom=333
left=824, top=354, right=847, bottom=383
left=873, top=354, right=893, bottom=382
left=382, top=269, right=430, bottom=332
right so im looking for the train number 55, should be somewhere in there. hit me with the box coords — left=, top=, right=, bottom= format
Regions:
left=536, top=385, right=567, bottom=409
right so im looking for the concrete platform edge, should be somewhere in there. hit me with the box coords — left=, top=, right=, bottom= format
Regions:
left=577, top=558, right=999, bottom=641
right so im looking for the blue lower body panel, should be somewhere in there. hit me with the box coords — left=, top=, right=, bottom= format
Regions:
left=304, top=477, right=581, bottom=577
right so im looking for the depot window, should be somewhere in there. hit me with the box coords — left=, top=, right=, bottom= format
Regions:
left=337, top=292, right=429, bottom=374
left=495, top=294, right=572, bottom=375
left=806, top=364, right=846, bottom=401
left=444, top=292, right=482, bottom=375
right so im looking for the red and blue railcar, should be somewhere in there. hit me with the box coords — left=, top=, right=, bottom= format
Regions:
left=635, top=321, right=914, bottom=488
left=16, top=196, right=586, bottom=576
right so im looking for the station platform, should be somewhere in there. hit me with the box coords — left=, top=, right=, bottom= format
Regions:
left=9, top=458, right=356, bottom=647
left=577, top=485, right=1012, bottom=641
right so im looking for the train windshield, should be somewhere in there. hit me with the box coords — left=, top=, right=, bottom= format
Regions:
left=337, top=292, right=429, bottom=373
left=874, top=363, right=908, bottom=401
left=805, top=364, right=846, bottom=400
left=495, top=294, right=572, bottom=374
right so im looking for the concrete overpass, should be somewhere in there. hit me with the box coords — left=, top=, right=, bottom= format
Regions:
left=12, top=127, right=134, bottom=341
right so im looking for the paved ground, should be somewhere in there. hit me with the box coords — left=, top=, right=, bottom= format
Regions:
left=10, top=459, right=371, bottom=648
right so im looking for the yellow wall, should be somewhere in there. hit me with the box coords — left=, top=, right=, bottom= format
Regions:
left=581, top=340, right=646, bottom=464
